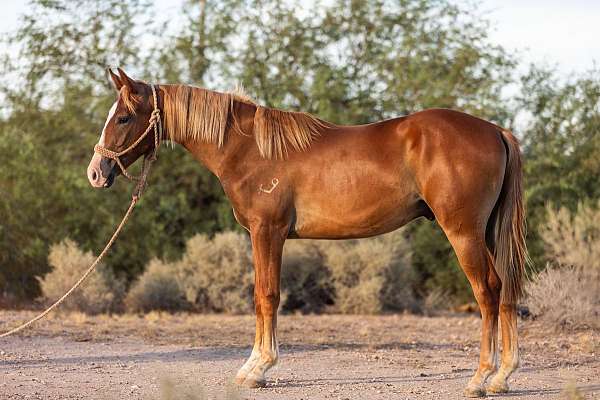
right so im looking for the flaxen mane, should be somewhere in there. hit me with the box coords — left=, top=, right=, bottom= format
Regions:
left=159, top=84, right=323, bottom=159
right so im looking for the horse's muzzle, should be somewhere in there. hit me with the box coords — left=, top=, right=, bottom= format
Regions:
left=87, top=153, right=117, bottom=188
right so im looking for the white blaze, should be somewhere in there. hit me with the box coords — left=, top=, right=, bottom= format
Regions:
left=99, top=102, right=118, bottom=146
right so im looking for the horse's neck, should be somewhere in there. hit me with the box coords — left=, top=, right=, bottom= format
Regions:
left=174, top=100, right=258, bottom=179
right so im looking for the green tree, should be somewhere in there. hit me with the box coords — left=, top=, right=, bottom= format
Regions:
left=227, top=0, right=514, bottom=124
left=1, top=0, right=518, bottom=303
left=518, top=67, right=600, bottom=267
left=0, top=0, right=237, bottom=299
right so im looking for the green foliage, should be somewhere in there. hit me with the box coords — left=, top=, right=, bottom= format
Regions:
left=281, top=240, right=333, bottom=313
left=0, top=0, right=239, bottom=299
left=226, top=0, right=514, bottom=124
left=519, top=67, right=600, bottom=268
left=409, top=221, right=472, bottom=305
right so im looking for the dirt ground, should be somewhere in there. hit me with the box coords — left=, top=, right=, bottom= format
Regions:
left=0, top=311, right=597, bottom=400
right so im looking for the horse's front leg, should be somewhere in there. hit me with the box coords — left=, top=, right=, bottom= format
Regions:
left=235, top=221, right=286, bottom=388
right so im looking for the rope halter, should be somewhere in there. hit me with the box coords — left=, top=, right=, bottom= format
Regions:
left=94, top=84, right=162, bottom=199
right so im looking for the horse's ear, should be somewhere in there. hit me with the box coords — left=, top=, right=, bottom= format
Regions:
left=107, top=68, right=123, bottom=91
left=117, top=68, right=137, bottom=94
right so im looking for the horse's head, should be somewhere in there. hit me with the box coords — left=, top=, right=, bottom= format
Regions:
left=87, top=68, right=160, bottom=188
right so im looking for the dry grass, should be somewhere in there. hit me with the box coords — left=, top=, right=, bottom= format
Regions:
left=526, top=265, right=599, bottom=330
left=123, top=230, right=417, bottom=316
left=541, top=201, right=600, bottom=270
left=127, top=232, right=254, bottom=314
left=528, top=203, right=600, bottom=330
left=40, top=239, right=125, bottom=314
left=422, top=287, right=451, bottom=316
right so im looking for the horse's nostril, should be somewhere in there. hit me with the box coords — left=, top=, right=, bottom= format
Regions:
left=91, top=170, right=98, bottom=181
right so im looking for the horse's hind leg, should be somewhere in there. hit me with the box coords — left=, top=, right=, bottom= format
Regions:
left=440, top=226, right=501, bottom=397
left=488, top=303, right=519, bottom=393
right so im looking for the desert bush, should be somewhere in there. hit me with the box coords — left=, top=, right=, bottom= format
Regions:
left=321, top=230, right=417, bottom=314
left=40, top=239, right=125, bottom=314
left=421, top=287, right=452, bottom=316
left=175, top=232, right=254, bottom=314
left=125, top=259, right=189, bottom=313
left=527, top=202, right=600, bottom=330
left=527, top=265, right=598, bottom=330
left=541, top=201, right=600, bottom=270
left=281, top=241, right=333, bottom=313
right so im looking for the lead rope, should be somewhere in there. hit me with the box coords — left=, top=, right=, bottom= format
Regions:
left=0, top=86, right=162, bottom=338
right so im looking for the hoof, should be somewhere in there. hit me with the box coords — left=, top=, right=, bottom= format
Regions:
left=487, top=380, right=509, bottom=394
left=242, top=377, right=267, bottom=388
left=464, top=386, right=486, bottom=398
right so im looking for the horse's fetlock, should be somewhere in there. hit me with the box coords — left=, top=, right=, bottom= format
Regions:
left=261, top=352, right=278, bottom=366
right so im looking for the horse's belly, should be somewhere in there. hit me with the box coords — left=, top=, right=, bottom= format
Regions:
left=291, top=183, right=421, bottom=239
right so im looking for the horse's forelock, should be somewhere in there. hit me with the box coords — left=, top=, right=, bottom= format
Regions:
left=119, top=85, right=140, bottom=114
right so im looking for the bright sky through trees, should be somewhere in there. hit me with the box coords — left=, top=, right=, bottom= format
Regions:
left=1, top=0, right=597, bottom=75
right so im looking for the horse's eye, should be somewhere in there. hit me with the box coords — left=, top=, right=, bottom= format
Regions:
left=117, top=115, right=131, bottom=124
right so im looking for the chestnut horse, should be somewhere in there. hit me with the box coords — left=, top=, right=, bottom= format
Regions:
left=87, top=69, right=527, bottom=397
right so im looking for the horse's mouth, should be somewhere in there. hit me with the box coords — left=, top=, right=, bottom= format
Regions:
left=103, top=171, right=116, bottom=188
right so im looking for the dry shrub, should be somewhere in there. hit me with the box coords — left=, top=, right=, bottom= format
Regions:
left=527, top=265, right=598, bottom=330
left=281, top=240, right=333, bottom=313
left=541, top=201, right=600, bottom=270
left=124, top=230, right=419, bottom=315
left=40, top=239, right=125, bottom=314
left=125, top=232, right=253, bottom=314
left=527, top=202, right=600, bottom=330
left=175, top=232, right=254, bottom=314
left=321, top=230, right=416, bottom=314
left=125, top=259, right=188, bottom=313
left=422, top=287, right=451, bottom=316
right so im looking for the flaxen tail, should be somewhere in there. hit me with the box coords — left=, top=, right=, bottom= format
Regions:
left=493, top=130, right=528, bottom=305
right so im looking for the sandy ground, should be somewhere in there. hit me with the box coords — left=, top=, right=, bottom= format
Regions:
left=0, top=312, right=597, bottom=400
